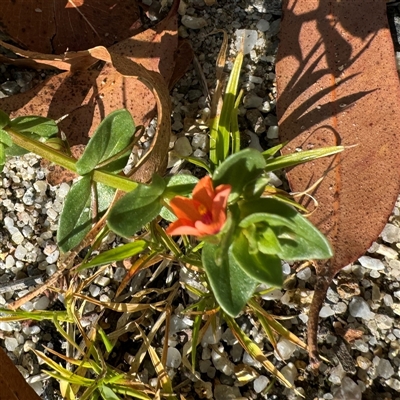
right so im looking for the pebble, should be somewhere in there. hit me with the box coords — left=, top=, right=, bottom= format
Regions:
left=349, top=297, right=373, bottom=319
left=358, top=256, right=384, bottom=270
left=212, top=347, right=235, bottom=375
left=331, top=377, right=361, bottom=400
left=256, top=19, right=270, bottom=32
left=280, top=362, right=298, bottom=386
left=5, top=337, right=19, bottom=351
left=253, top=375, right=269, bottom=393
left=181, top=15, right=207, bottom=29
left=381, top=223, right=400, bottom=243
left=243, top=93, right=264, bottom=109
left=319, top=305, right=335, bottom=318
left=89, top=284, right=101, bottom=297
left=174, top=136, right=193, bottom=156
left=214, top=384, right=242, bottom=400
left=94, top=276, right=111, bottom=287
left=267, top=125, right=279, bottom=139
left=33, top=296, right=50, bottom=310
left=276, top=338, right=297, bottom=360
left=375, top=357, right=395, bottom=379
left=14, top=245, right=27, bottom=260
left=166, top=347, right=182, bottom=368
left=235, top=29, right=258, bottom=55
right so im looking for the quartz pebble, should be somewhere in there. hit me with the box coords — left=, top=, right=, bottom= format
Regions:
left=276, top=338, right=297, bottom=360
left=375, top=357, right=394, bottom=379
left=349, top=297, right=373, bottom=320
left=331, top=377, right=361, bottom=400
left=381, top=223, right=400, bottom=243
left=235, top=29, right=258, bottom=55
left=253, top=375, right=269, bottom=393
left=181, top=15, right=207, bottom=29
left=166, top=347, right=182, bottom=368
left=358, top=256, right=384, bottom=270
left=174, top=136, right=192, bottom=156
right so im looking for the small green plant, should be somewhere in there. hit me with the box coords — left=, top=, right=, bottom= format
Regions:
left=0, top=44, right=345, bottom=397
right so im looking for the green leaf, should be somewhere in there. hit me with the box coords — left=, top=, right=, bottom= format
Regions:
left=230, top=232, right=283, bottom=287
left=182, top=156, right=212, bottom=174
left=0, top=129, right=12, bottom=147
left=76, top=109, right=135, bottom=175
left=243, top=176, right=270, bottom=200
left=164, top=174, right=198, bottom=197
left=0, top=143, right=6, bottom=172
left=96, top=183, right=116, bottom=217
left=0, top=110, right=10, bottom=129
left=98, top=385, right=121, bottom=400
left=264, top=146, right=344, bottom=172
left=262, top=142, right=287, bottom=158
left=78, top=240, right=148, bottom=271
left=10, top=116, right=58, bottom=137
left=239, top=198, right=333, bottom=260
left=57, top=175, right=92, bottom=253
left=213, top=148, right=266, bottom=202
left=202, top=242, right=258, bottom=317
left=107, top=175, right=165, bottom=237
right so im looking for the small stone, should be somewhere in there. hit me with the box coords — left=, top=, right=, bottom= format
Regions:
left=14, top=245, right=27, bottom=260
left=5, top=255, right=15, bottom=268
left=46, top=250, right=59, bottom=264
left=331, top=377, right=361, bottom=400
left=201, top=323, right=222, bottom=345
left=214, top=384, right=242, bottom=400
left=243, top=93, right=263, bottom=109
left=58, top=183, right=70, bottom=197
left=375, top=314, right=393, bottom=330
left=253, top=375, right=269, bottom=393
left=376, top=358, right=394, bottom=379
left=191, top=133, right=208, bottom=150
left=256, top=19, right=270, bottom=32
left=329, top=364, right=346, bottom=385
left=246, top=109, right=266, bottom=134
left=375, top=244, right=398, bottom=259
left=296, top=267, right=312, bottom=281
left=235, top=29, right=258, bottom=55
left=46, top=264, right=57, bottom=276
left=33, top=180, right=47, bottom=195
left=174, top=136, right=192, bottom=156
left=356, top=356, right=372, bottom=370
left=259, top=101, right=271, bottom=113
left=181, top=15, right=207, bottom=29
left=33, top=296, right=50, bottom=310
left=387, top=378, right=400, bottom=391
left=212, top=348, right=235, bottom=375
left=353, top=340, right=369, bottom=353
left=275, top=338, right=297, bottom=360
left=319, top=305, right=335, bottom=318
left=349, top=297, right=373, bottom=319
left=381, top=223, right=400, bottom=243
left=280, top=362, right=298, bottom=386
left=0, top=322, right=14, bottom=332
left=94, top=276, right=110, bottom=287
left=1, top=81, right=20, bottom=95
left=5, top=337, right=19, bottom=351
left=166, top=347, right=182, bottom=368
left=358, top=256, right=384, bottom=270
left=89, top=285, right=101, bottom=297
left=11, top=230, right=25, bottom=245
left=266, top=125, right=279, bottom=139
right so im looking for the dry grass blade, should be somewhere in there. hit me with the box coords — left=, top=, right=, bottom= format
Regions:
left=224, top=314, right=303, bottom=396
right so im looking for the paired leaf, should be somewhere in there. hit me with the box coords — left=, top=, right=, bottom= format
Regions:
left=213, top=148, right=266, bottom=202
left=202, top=242, right=258, bottom=317
left=10, top=116, right=58, bottom=137
left=57, top=175, right=92, bottom=253
left=107, top=175, right=166, bottom=237
left=239, top=198, right=333, bottom=260
left=76, top=110, right=135, bottom=175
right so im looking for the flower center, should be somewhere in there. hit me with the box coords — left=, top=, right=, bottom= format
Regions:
left=198, top=204, right=213, bottom=224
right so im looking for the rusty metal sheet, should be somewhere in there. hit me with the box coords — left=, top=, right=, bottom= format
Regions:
left=276, top=0, right=400, bottom=365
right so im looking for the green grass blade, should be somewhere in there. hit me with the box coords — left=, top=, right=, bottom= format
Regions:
left=216, top=51, right=244, bottom=163
left=231, top=89, right=244, bottom=154
left=264, top=146, right=344, bottom=172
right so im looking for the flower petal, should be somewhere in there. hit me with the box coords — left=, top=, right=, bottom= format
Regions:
left=166, top=219, right=202, bottom=236
left=192, top=175, right=214, bottom=211
left=194, top=220, right=223, bottom=236
left=169, top=196, right=202, bottom=221
left=211, top=185, right=231, bottom=225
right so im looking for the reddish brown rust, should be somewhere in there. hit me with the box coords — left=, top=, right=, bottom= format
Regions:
left=276, top=0, right=400, bottom=367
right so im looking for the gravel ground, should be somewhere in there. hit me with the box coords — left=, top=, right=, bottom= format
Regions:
left=1, top=1, right=400, bottom=399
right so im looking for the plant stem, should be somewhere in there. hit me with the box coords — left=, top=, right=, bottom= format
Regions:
left=7, top=128, right=138, bottom=192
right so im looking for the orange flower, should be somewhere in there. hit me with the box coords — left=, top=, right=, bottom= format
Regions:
left=166, top=176, right=231, bottom=237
